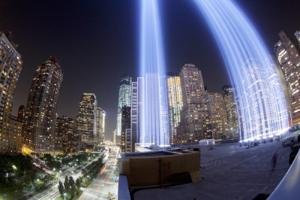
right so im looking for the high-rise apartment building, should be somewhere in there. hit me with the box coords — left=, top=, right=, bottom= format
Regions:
left=6, top=115, right=23, bottom=153
left=0, top=32, right=23, bottom=153
left=55, top=116, right=77, bottom=153
left=223, top=86, right=239, bottom=139
left=116, top=77, right=132, bottom=137
left=207, top=92, right=227, bottom=139
left=179, top=64, right=207, bottom=143
left=167, top=76, right=183, bottom=144
left=96, top=106, right=106, bottom=144
left=76, top=93, right=98, bottom=148
left=274, top=31, right=300, bottom=124
left=23, top=57, right=62, bottom=153
left=17, top=105, right=26, bottom=122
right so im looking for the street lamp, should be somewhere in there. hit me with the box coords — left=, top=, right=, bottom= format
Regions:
left=12, top=165, right=17, bottom=171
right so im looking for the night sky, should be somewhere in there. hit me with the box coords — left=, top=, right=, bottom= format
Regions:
left=1, top=0, right=300, bottom=140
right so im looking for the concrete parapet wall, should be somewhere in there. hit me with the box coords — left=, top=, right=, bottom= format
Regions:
left=120, top=151, right=200, bottom=187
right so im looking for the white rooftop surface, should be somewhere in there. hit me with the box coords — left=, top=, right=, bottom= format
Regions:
left=134, top=142, right=291, bottom=200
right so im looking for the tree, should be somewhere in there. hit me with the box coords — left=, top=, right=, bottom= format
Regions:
left=69, top=176, right=75, bottom=186
left=69, top=176, right=76, bottom=198
left=75, top=178, right=81, bottom=190
left=58, top=181, right=65, bottom=197
left=64, top=176, right=69, bottom=192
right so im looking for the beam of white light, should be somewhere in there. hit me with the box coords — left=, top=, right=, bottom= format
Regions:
left=193, top=0, right=289, bottom=142
left=139, top=0, right=170, bottom=147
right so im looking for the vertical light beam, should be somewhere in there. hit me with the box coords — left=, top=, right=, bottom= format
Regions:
left=193, top=0, right=289, bottom=142
left=139, top=0, right=170, bottom=147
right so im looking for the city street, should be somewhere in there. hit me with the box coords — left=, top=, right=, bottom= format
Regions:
left=79, top=147, right=119, bottom=200
left=135, top=142, right=291, bottom=200
left=28, top=153, right=104, bottom=200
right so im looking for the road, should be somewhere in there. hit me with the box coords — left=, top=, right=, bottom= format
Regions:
left=29, top=154, right=104, bottom=200
left=79, top=147, right=119, bottom=200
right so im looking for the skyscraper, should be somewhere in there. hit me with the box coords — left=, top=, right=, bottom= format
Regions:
left=55, top=116, right=77, bottom=153
left=223, top=86, right=239, bottom=139
left=96, top=106, right=106, bottom=144
left=120, top=106, right=132, bottom=152
left=179, top=64, right=207, bottom=143
left=207, top=92, right=227, bottom=139
left=116, top=77, right=132, bottom=138
left=137, top=77, right=144, bottom=144
left=0, top=32, right=23, bottom=153
left=130, top=80, right=138, bottom=150
left=17, top=105, right=26, bottom=122
left=6, top=115, right=23, bottom=153
left=167, top=76, right=183, bottom=144
left=76, top=93, right=97, bottom=148
left=274, top=31, right=300, bottom=125
left=23, top=57, right=62, bottom=152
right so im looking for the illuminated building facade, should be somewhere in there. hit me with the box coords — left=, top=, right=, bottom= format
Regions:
left=17, top=105, right=26, bottom=122
left=130, top=81, right=138, bottom=150
left=207, top=92, right=227, bottom=139
left=6, top=115, right=23, bottom=153
left=223, top=86, right=239, bottom=139
left=137, top=77, right=144, bottom=144
left=167, top=76, right=183, bottom=144
left=96, top=106, right=106, bottom=144
left=23, top=57, right=62, bottom=152
left=76, top=93, right=97, bottom=148
left=55, top=116, right=77, bottom=153
left=179, top=64, right=207, bottom=143
left=120, top=106, right=132, bottom=152
left=275, top=31, right=300, bottom=125
left=116, top=77, right=132, bottom=137
left=0, top=32, right=23, bottom=153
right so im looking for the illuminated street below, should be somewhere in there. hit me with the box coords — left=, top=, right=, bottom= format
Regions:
left=79, top=147, right=119, bottom=200
left=28, top=152, right=105, bottom=200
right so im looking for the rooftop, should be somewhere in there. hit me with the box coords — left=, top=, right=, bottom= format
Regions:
left=134, top=142, right=290, bottom=200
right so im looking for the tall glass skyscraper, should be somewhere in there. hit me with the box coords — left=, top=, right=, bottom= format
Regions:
left=76, top=93, right=97, bottom=148
left=23, top=57, right=63, bottom=152
left=223, top=86, right=239, bottom=139
left=130, top=80, right=138, bottom=151
left=0, top=32, right=23, bottom=153
left=167, top=76, right=183, bottom=144
left=116, top=76, right=132, bottom=137
left=96, top=106, right=106, bottom=144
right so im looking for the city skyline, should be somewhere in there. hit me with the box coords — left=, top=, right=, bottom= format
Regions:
left=1, top=0, right=300, bottom=139
left=1, top=1, right=300, bottom=200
